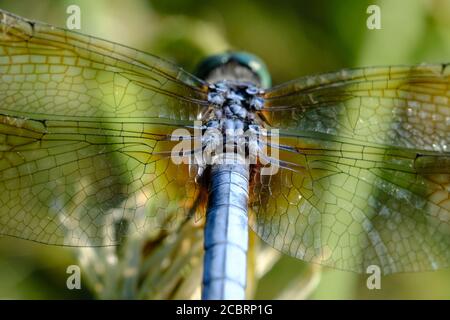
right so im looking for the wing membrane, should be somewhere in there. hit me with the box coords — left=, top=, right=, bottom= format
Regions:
left=250, top=64, right=450, bottom=273
left=0, top=10, right=206, bottom=246
left=263, top=65, right=449, bottom=151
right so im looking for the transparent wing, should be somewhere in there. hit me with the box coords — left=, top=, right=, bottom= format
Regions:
left=263, top=64, right=449, bottom=152
left=250, top=64, right=450, bottom=273
left=0, top=9, right=207, bottom=246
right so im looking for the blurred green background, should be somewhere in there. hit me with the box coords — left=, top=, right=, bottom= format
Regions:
left=0, top=0, right=449, bottom=299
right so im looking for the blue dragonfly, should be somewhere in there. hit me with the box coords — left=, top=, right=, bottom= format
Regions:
left=0, top=9, right=449, bottom=299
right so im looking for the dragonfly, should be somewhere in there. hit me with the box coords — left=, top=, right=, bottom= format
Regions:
left=0, top=9, right=449, bottom=300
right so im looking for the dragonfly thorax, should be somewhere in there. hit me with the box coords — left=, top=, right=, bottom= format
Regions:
left=207, top=80, right=264, bottom=119
left=199, top=81, right=267, bottom=166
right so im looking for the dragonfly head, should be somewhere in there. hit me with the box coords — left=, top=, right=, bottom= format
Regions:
left=195, top=52, right=271, bottom=89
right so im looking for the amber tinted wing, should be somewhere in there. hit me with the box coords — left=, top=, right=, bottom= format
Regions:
left=250, top=64, right=450, bottom=273
left=0, top=10, right=208, bottom=246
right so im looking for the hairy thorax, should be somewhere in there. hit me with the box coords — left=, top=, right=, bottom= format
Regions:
left=199, top=80, right=268, bottom=167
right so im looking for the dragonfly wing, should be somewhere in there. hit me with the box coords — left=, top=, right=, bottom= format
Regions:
left=0, top=10, right=207, bottom=246
left=250, top=64, right=450, bottom=273
left=263, top=64, right=449, bottom=152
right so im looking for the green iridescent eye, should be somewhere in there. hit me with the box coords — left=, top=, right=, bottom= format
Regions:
left=195, top=51, right=272, bottom=89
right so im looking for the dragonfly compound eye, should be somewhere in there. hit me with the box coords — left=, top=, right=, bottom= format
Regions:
left=195, top=51, right=272, bottom=89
